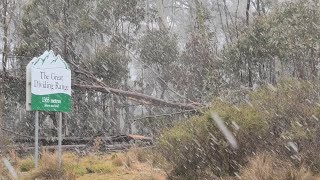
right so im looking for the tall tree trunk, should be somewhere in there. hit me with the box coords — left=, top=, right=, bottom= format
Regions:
left=0, top=77, right=4, bottom=133
left=311, top=49, right=317, bottom=79
left=235, top=0, right=240, bottom=38
left=160, top=80, right=168, bottom=100
left=2, top=0, right=8, bottom=74
left=248, top=60, right=253, bottom=88
left=156, top=0, right=168, bottom=31
left=216, top=0, right=228, bottom=43
left=222, top=0, right=233, bottom=42
left=0, top=0, right=9, bottom=134
left=270, top=57, right=276, bottom=84
left=246, top=0, right=251, bottom=25
left=257, top=0, right=261, bottom=16
left=194, top=0, right=207, bottom=38
left=111, top=94, right=120, bottom=135
left=146, top=0, right=150, bottom=30
left=261, top=0, right=266, bottom=14
left=123, top=78, right=131, bottom=134
left=102, top=94, right=108, bottom=133
left=121, top=21, right=131, bottom=134
left=63, top=0, right=68, bottom=136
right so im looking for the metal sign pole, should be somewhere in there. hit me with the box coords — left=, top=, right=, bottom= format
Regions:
left=35, top=111, right=39, bottom=168
left=58, top=112, right=62, bottom=167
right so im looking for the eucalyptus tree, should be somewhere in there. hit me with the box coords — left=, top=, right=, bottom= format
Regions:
left=94, top=0, right=146, bottom=134
left=223, top=0, right=320, bottom=88
left=0, top=0, right=22, bottom=133
left=13, top=0, right=146, bottom=136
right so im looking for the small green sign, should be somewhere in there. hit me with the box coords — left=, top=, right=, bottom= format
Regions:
left=26, top=51, right=71, bottom=112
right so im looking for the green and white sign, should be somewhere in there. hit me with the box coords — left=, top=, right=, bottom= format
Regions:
left=26, top=50, right=71, bottom=112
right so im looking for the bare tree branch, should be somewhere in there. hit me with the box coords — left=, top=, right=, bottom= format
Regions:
left=128, top=108, right=206, bottom=122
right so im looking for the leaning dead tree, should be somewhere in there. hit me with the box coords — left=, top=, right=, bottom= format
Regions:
left=73, top=84, right=203, bottom=110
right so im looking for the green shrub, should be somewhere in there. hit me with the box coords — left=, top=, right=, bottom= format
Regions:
left=19, top=157, right=35, bottom=172
left=158, top=79, right=320, bottom=179
left=86, top=164, right=113, bottom=174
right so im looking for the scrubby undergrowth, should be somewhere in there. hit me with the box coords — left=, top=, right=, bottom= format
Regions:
left=1, top=148, right=166, bottom=180
left=157, top=79, right=320, bottom=179
left=2, top=79, right=320, bottom=180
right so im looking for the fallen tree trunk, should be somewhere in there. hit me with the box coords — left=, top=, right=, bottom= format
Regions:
left=3, top=73, right=206, bottom=110
left=73, top=84, right=204, bottom=110
left=15, top=145, right=87, bottom=153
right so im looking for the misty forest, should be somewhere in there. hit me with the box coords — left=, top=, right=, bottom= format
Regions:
left=1, top=0, right=320, bottom=179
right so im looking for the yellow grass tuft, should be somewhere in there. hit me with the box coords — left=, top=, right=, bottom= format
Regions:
left=240, top=153, right=318, bottom=180
left=25, top=150, right=75, bottom=180
left=112, top=154, right=124, bottom=167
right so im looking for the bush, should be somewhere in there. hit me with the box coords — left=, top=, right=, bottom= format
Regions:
left=19, top=157, right=35, bottom=172
left=27, top=151, right=76, bottom=180
left=157, top=79, right=320, bottom=179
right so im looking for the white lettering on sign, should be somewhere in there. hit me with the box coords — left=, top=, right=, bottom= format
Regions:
left=51, top=99, right=61, bottom=103
left=42, top=97, right=50, bottom=103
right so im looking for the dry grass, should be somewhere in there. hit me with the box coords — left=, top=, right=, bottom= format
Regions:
left=0, top=150, right=20, bottom=179
left=9, top=149, right=320, bottom=180
left=14, top=148, right=166, bottom=180
left=75, top=148, right=166, bottom=180
left=240, top=153, right=319, bottom=180
left=25, top=150, right=76, bottom=180
left=0, top=138, right=17, bottom=178
left=132, top=148, right=149, bottom=163
left=0, top=162, right=10, bottom=179
left=112, top=154, right=124, bottom=167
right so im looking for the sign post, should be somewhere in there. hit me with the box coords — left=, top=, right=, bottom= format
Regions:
left=58, top=112, right=62, bottom=166
left=34, top=111, right=39, bottom=168
left=26, top=50, right=71, bottom=168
